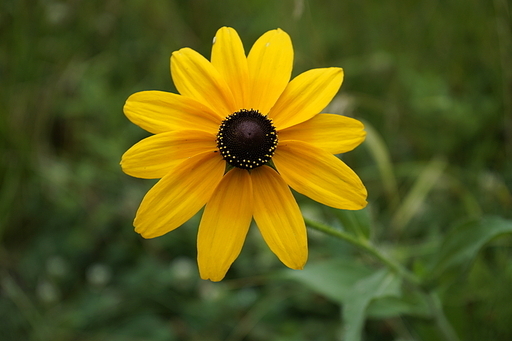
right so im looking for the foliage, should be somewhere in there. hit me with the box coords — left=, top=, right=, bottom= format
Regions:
left=1, top=0, right=511, bottom=340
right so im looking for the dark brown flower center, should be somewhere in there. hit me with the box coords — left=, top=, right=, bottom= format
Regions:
left=216, top=109, right=278, bottom=169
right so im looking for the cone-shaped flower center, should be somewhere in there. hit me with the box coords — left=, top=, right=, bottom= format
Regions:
left=217, top=109, right=278, bottom=169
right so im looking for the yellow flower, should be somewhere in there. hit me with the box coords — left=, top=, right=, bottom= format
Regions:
left=121, top=27, right=367, bottom=281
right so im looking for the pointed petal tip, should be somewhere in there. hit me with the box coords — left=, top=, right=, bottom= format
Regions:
left=258, top=27, right=292, bottom=44
left=335, top=67, right=344, bottom=81
left=199, top=267, right=228, bottom=282
left=285, top=255, right=307, bottom=270
left=170, top=47, right=193, bottom=62
left=217, top=26, right=236, bottom=34
left=134, top=224, right=157, bottom=239
left=172, top=47, right=187, bottom=55
left=134, top=217, right=185, bottom=239
left=200, top=274, right=226, bottom=282
left=274, top=27, right=287, bottom=35
left=133, top=213, right=172, bottom=239
left=330, top=66, right=344, bottom=79
left=290, top=263, right=305, bottom=270
left=341, top=196, right=368, bottom=210
left=357, top=199, right=369, bottom=210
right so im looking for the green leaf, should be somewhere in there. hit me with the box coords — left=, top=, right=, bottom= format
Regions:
left=342, top=269, right=401, bottom=341
left=429, top=216, right=512, bottom=281
left=366, top=289, right=430, bottom=319
left=286, top=261, right=406, bottom=341
left=285, top=260, right=374, bottom=303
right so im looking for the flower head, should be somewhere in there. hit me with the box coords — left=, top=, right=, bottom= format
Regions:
left=121, top=27, right=367, bottom=281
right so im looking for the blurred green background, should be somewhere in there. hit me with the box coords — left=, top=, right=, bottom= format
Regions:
left=1, top=0, right=511, bottom=340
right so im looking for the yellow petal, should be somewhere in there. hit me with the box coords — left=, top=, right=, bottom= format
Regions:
left=124, top=91, right=221, bottom=134
left=134, top=152, right=225, bottom=238
left=278, top=114, right=366, bottom=154
left=273, top=140, right=367, bottom=209
left=269, top=68, right=344, bottom=130
left=197, top=168, right=253, bottom=281
left=121, top=130, right=217, bottom=179
left=171, top=48, right=236, bottom=117
left=211, top=27, right=249, bottom=110
left=247, top=29, right=293, bottom=115
left=251, top=166, right=307, bottom=270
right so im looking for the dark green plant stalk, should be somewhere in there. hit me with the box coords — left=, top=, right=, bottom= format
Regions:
left=305, top=218, right=419, bottom=284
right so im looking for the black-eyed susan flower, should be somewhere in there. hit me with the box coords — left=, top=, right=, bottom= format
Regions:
left=121, top=27, right=367, bottom=281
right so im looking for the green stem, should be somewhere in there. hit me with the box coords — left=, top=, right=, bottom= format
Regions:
left=305, top=217, right=419, bottom=285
